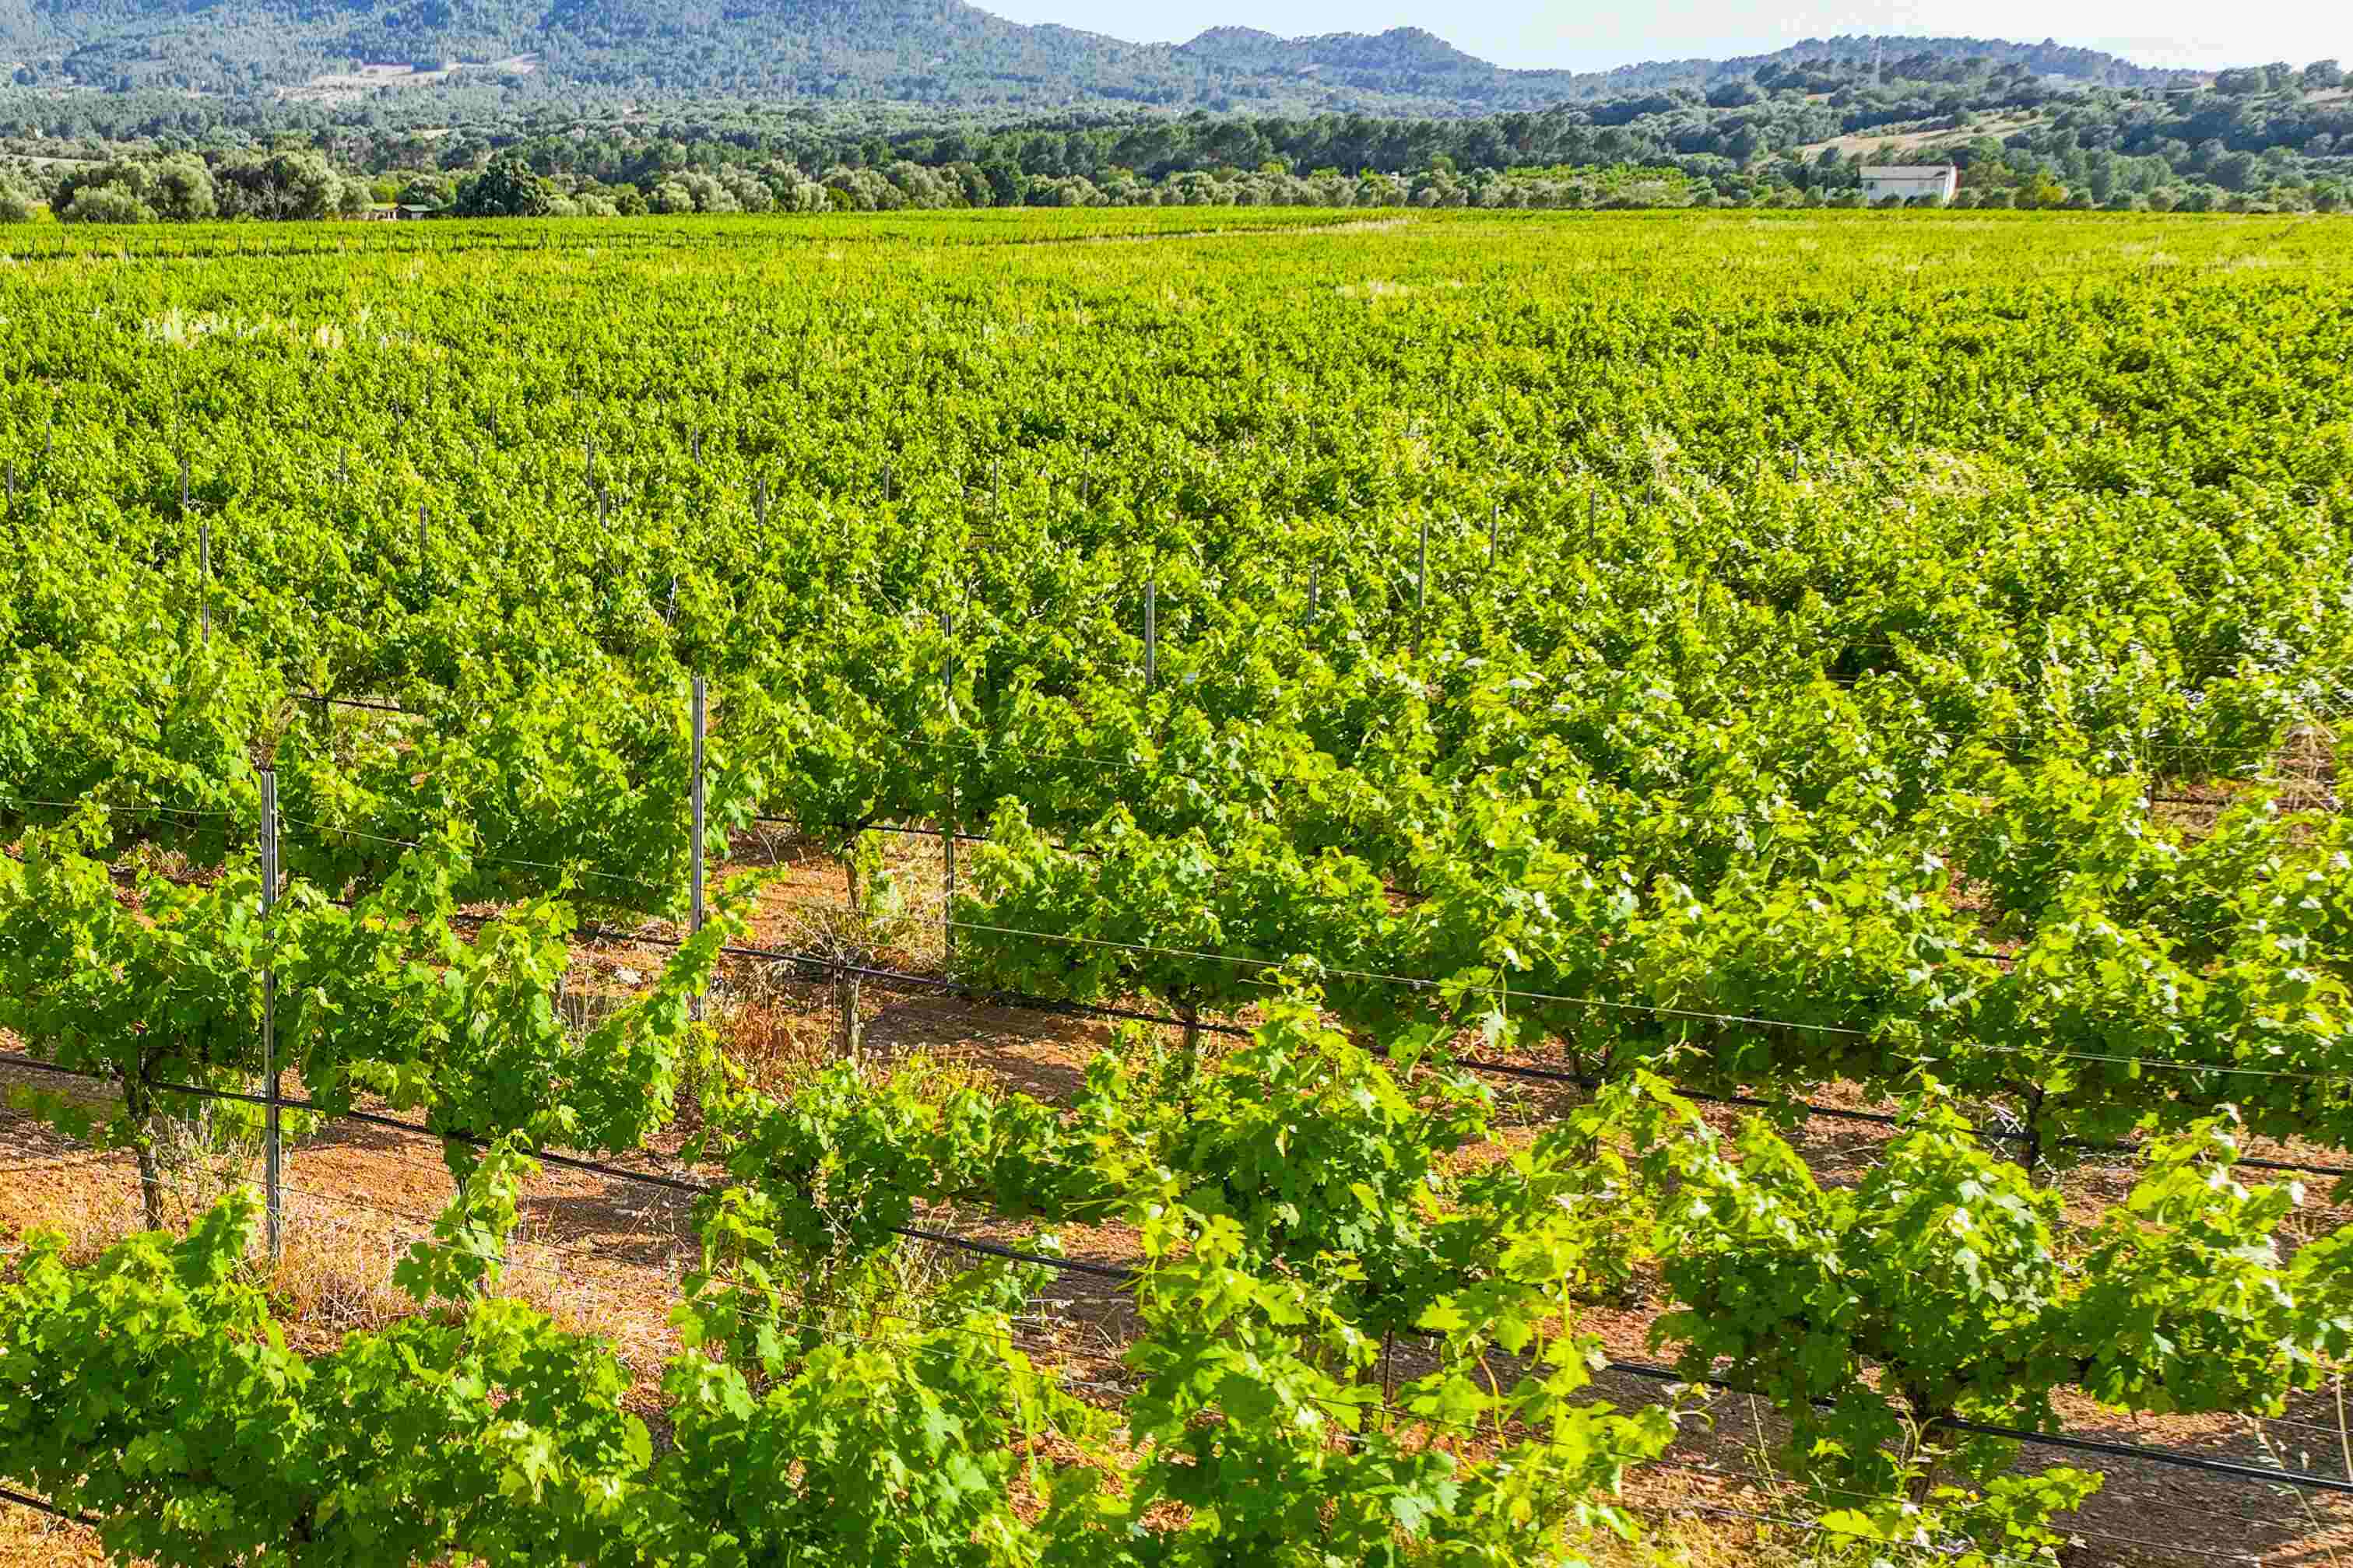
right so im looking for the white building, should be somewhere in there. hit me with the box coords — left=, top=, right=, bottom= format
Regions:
left=1860, top=165, right=1959, bottom=205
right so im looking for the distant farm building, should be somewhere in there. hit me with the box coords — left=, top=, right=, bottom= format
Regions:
left=1860, top=165, right=1958, bottom=205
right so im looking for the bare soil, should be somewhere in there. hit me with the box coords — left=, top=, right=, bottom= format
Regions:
left=5, top=826, right=2351, bottom=1565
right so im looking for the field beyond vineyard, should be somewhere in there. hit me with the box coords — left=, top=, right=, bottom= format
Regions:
left=5, top=209, right=2353, bottom=1568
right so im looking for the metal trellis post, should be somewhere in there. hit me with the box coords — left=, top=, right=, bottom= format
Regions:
left=184, top=457, right=209, bottom=645
left=1144, top=570, right=1157, bottom=691
left=939, top=610, right=957, bottom=977
left=1414, top=514, right=1428, bottom=655
left=260, top=769, right=283, bottom=1263
left=689, top=677, right=707, bottom=1023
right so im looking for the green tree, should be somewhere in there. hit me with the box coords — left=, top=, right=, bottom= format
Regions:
left=54, top=158, right=150, bottom=216
left=456, top=155, right=553, bottom=219
left=149, top=153, right=216, bottom=222
left=214, top=150, right=342, bottom=220
left=397, top=173, right=450, bottom=208
left=979, top=157, right=1026, bottom=207
left=2210, top=150, right=2259, bottom=191
left=59, top=181, right=151, bottom=223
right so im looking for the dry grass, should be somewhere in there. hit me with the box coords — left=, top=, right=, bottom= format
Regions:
left=1795, top=110, right=2046, bottom=160
left=0, top=1501, right=108, bottom=1568
left=2275, top=722, right=2341, bottom=814
left=12, top=1030, right=2353, bottom=1565
left=11, top=825, right=2353, bottom=1564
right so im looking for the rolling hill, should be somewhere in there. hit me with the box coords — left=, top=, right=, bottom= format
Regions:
left=0, top=2, right=2194, bottom=114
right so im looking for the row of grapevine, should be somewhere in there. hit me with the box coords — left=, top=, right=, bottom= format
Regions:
left=10, top=889, right=2351, bottom=1563
left=5, top=211, right=2353, bottom=1561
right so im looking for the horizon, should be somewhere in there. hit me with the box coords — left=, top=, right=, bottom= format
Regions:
left=972, top=2, right=2341, bottom=76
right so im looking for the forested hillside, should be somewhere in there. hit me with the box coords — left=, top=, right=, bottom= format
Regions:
left=2, top=44, right=2342, bottom=221
left=0, top=3, right=2181, bottom=113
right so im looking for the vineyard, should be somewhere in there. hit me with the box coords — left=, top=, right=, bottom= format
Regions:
left=2, top=207, right=2352, bottom=1567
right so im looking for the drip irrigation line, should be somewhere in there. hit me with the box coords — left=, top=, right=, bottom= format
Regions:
left=540, top=914, right=1872, bottom=1107
left=895, top=733, right=1157, bottom=774
left=8, top=1053, right=2353, bottom=1496
left=846, top=963, right=1253, bottom=1037
left=1640, top=1454, right=2285, bottom=1545
left=425, top=905, right=1261, bottom=1040
left=929, top=906, right=2353, bottom=1086
left=913, top=908, right=1869, bottom=1030
left=338, top=904, right=2353, bottom=1179
left=895, top=723, right=2295, bottom=795
left=753, top=814, right=992, bottom=846
left=738, top=939, right=1260, bottom=1040
left=1396, top=1053, right=2351, bottom=1177
left=1615, top=1497, right=2063, bottom=1568
left=893, top=1224, right=1133, bottom=1282
left=0, top=1050, right=1112, bottom=1283
left=0, top=1485, right=97, bottom=1527
left=1916, top=1037, right=2353, bottom=1086
left=1602, top=1362, right=2353, bottom=1497
left=282, top=818, right=669, bottom=893
left=298, top=693, right=411, bottom=716
left=0, top=795, right=236, bottom=821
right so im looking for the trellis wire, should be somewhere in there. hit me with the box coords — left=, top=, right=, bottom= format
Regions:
left=5, top=1036, right=2352, bottom=1494
left=353, top=889, right=2353, bottom=1179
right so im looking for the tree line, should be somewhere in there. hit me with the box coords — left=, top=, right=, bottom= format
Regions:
left=0, top=148, right=366, bottom=222
left=4, top=51, right=2349, bottom=221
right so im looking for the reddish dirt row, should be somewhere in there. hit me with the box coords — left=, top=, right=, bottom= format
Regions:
left=7, top=829, right=2353, bottom=1564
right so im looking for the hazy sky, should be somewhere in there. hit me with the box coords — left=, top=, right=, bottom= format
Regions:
left=976, top=0, right=2342, bottom=72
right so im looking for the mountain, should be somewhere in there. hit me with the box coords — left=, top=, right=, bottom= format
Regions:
left=0, top=2, right=2194, bottom=114
left=1579, top=33, right=2194, bottom=94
